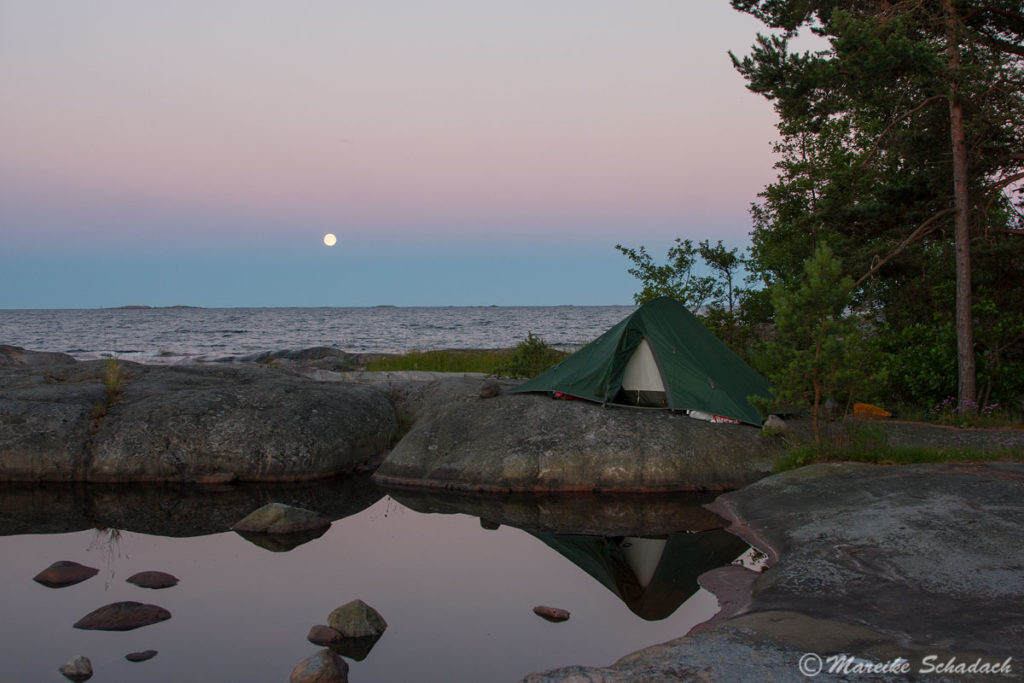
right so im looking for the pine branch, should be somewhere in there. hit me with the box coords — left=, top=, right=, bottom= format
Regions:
left=858, top=95, right=947, bottom=168
left=855, top=208, right=958, bottom=287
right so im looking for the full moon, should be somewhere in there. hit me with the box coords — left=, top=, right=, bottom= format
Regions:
left=323, top=233, right=337, bottom=247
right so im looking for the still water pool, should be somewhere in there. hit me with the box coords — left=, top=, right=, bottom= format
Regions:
left=0, top=477, right=745, bottom=682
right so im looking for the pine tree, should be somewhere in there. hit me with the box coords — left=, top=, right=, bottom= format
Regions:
left=731, top=0, right=1024, bottom=408
left=762, top=242, right=871, bottom=446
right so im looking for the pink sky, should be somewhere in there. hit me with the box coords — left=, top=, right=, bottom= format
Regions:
left=1, top=1, right=790, bottom=306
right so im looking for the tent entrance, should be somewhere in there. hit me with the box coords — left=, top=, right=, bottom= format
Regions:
left=615, top=338, right=668, bottom=408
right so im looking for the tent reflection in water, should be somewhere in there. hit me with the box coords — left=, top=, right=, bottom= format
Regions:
left=511, top=296, right=772, bottom=426
left=531, top=529, right=749, bottom=621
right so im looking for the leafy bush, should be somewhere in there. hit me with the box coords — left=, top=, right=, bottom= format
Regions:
left=493, top=333, right=565, bottom=378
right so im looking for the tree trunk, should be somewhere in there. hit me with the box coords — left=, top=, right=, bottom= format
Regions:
left=946, top=0, right=977, bottom=408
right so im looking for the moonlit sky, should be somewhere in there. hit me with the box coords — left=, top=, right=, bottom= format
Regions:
left=1, top=1, right=787, bottom=308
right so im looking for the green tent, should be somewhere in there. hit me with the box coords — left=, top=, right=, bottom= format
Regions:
left=511, top=296, right=771, bottom=426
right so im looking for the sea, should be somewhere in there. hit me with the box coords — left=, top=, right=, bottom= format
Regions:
left=0, top=305, right=635, bottom=364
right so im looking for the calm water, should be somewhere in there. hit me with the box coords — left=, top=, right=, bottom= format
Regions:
left=0, top=306, right=635, bottom=364
left=0, top=478, right=746, bottom=682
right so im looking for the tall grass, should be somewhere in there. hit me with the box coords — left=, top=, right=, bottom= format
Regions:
left=774, top=420, right=1024, bottom=472
left=365, top=349, right=515, bottom=374
left=364, top=333, right=567, bottom=378
left=775, top=444, right=1024, bottom=472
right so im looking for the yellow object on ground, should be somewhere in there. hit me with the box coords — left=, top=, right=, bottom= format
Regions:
left=853, top=402, right=892, bottom=419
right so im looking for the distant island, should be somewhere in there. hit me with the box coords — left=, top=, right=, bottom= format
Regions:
left=107, top=305, right=203, bottom=310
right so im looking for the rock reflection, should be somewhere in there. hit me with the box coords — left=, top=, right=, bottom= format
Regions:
left=0, top=474, right=383, bottom=537
left=389, top=489, right=747, bottom=621
left=234, top=527, right=330, bottom=552
left=388, top=490, right=729, bottom=536
left=532, top=530, right=747, bottom=621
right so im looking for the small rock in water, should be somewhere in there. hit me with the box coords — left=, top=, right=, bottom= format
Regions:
left=232, top=502, right=331, bottom=535
left=58, top=655, right=92, bottom=681
left=289, top=649, right=349, bottom=683
left=327, top=599, right=388, bottom=638
left=533, top=605, right=571, bottom=622
left=328, top=634, right=384, bottom=662
left=307, top=624, right=344, bottom=646
left=125, top=650, right=158, bottom=662
left=126, top=570, right=179, bottom=589
left=33, top=561, right=99, bottom=588
left=73, top=601, right=171, bottom=631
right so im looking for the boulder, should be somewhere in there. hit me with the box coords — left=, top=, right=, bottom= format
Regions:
left=88, top=365, right=396, bottom=483
left=374, top=378, right=780, bottom=493
left=479, top=378, right=502, bottom=398
left=33, top=561, right=99, bottom=588
left=232, top=502, right=331, bottom=534
left=327, top=599, right=388, bottom=639
left=126, top=571, right=178, bottom=589
left=289, top=649, right=349, bottom=683
left=533, top=606, right=570, bottom=622
left=0, top=354, right=397, bottom=482
left=73, top=601, right=171, bottom=631
left=57, top=655, right=92, bottom=682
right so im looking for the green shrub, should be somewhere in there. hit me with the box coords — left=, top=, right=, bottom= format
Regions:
left=492, top=333, right=566, bottom=379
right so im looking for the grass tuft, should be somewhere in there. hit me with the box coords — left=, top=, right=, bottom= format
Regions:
left=104, top=356, right=123, bottom=404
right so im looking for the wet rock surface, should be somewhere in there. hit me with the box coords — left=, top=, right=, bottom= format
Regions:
left=32, top=561, right=99, bottom=588
left=525, top=462, right=1024, bottom=682
left=73, top=601, right=171, bottom=631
